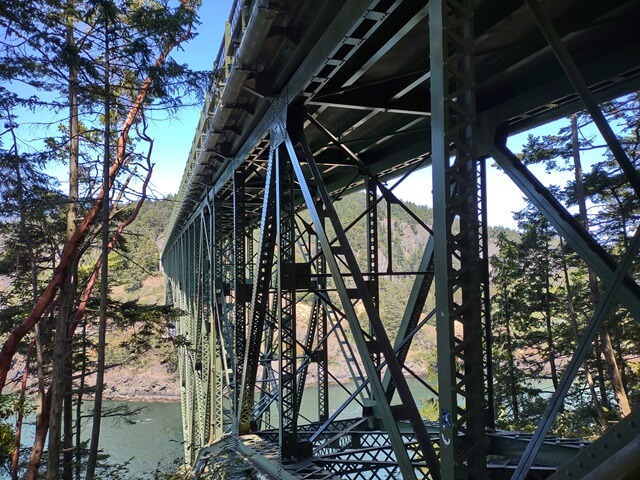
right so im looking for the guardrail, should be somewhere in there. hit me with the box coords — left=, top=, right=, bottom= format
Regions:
left=163, top=0, right=248, bottom=256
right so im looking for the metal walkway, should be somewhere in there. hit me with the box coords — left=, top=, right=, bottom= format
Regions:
left=161, top=1, right=640, bottom=478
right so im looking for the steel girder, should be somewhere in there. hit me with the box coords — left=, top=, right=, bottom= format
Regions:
left=276, top=138, right=300, bottom=461
left=233, top=168, right=247, bottom=420
left=165, top=214, right=214, bottom=463
left=211, top=198, right=229, bottom=439
left=174, top=109, right=449, bottom=477
left=286, top=120, right=441, bottom=478
left=238, top=146, right=278, bottom=434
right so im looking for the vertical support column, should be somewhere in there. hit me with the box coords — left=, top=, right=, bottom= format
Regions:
left=276, top=142, right=299, bottom=461
left=430, top=0, right=487, bottom=479
left=316, top=196, right=329, bottom=424
left=211, top=198, right=229, bottom=432
left=199, top=212, right=213, bottom=446
left=190, top=222, right=202, bottom=459
left=239, top=146, right=278, bottom=434
left=286, top=124, right=441, bottom=479
left=176, top=234, right=191, bottom=462
left=479, top=159, right=495, bottom=429
left=234, top=169, right=247, bottom=416
left=366, top=178, right=380, bottom=371
left=191, top=222, right=199, bottom=456
left=212, top=200, right=224, bottom=440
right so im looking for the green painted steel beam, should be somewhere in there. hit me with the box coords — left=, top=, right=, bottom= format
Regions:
left=285, top=126, right=441, bottom=479
left=491, top=141, right=640, bottom=321
left=550, top=408, right=640, bottom=480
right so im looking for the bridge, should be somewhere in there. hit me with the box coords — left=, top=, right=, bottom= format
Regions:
left=160, top=0, right=640, bottom=478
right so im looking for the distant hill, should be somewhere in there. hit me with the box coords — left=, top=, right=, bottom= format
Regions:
left=106, top=190, right=518, bottom=398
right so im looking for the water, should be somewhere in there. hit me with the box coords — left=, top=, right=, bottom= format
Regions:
left=8, top=377, right=437, bottom=478
left=93, top=401, right=183, bottom=475
left=11, top=400, right=183, bottom=479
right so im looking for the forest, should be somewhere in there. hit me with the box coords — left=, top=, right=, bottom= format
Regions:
left=1, top=0, right=640, bottom=478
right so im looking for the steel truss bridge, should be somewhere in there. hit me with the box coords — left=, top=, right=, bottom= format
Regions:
left=161, top=0, right=640, bottom=478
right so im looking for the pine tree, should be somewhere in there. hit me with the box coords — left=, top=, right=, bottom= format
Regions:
left=520, top=99, right=639, bottom=418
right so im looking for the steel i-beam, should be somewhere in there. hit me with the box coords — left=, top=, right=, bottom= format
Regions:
left=276, top=141, right=300, bottom=461
left=238, top=146, right=278, bottom=434
left=233, top=168, right=247, bottom=418
left=207, top=202, right=225, bottom=441
left=524, top=0, right=640, bottom=199
left=315, top=216, right=329, bottom=424
left=366, top=178, right=381, bottom=372
left=491, top=140, right=640, bottom=321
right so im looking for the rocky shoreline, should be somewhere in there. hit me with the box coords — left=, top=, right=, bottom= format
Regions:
left=102, top=359, right=180, bottom=403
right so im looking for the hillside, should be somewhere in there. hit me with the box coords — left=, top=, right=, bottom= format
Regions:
left=101, top=197, right=180, bottom=401
left=106, top=191, right=517, bottom=400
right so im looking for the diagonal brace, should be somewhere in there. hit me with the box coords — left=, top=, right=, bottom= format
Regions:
left=525, top=0, right=640, bottom=199
left=491, top=138, right=640, bottom=321
left=285, top=128, right=441, bottom=479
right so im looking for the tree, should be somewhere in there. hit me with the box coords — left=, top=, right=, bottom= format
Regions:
left=0, top=0, right=203, bottom=477
left=520, top=99, right=639, bottom=417
left=491, top=194, right=625, bottom=435
left=491, top=232, right=525, bottom=425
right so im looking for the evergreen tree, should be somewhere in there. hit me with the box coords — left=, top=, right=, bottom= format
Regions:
left=491, top=200, right=614, bottom=435
left=0, top=0, right=203, bottom=477
left=520, top=98, right=640, bottom=417
left=491, top=232, right=525, bottom=426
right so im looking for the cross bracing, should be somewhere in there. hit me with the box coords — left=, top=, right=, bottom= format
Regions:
left=162, top=0, right=640, bottom=478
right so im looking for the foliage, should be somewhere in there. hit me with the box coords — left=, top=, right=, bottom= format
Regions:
left=109, top=198, right=175, bottom=290
left=0, top=0, right=203, bottom=477
left=491, top=95, right=640, bottom=437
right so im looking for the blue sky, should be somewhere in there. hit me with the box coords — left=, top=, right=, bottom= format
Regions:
left=145, top=0, right=235, bottom=199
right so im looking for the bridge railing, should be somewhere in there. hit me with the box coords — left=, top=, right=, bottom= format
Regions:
left=163, top=0, right=247, bottom=253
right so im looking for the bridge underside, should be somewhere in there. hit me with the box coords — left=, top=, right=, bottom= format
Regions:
left=162, top=0, right=640, bottom=478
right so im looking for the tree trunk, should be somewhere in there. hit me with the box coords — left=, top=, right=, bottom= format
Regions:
left=47, top=11, right=80, bottom=478
left=559, top=238, right=607, bottom=428
left=11, top=342, right=33, bottom=480
left=63, top=372, right=74, bottom=480
left=570, top=113, right=630, bottom=417
left=544, top=238, right=559, bottom=390
left=76, top=322, right=87, bottom=480
left=599, top=328, right=631, bottom=415
left=505, top=314, right=520, bottom=423
left=86, top=16, right=111, bottom=477
left=22, top=167, right=154, bottom=480
left=25, top=390, right=52, bottom=480
left=614, top=334, right=629, bottom=390
left=0, top=0, right=196, bottom=396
